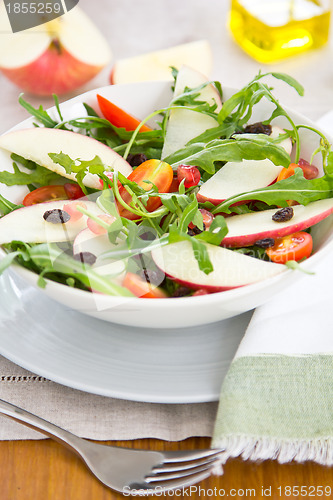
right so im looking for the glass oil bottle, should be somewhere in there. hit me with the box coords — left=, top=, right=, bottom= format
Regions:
left=229, top=0, right=331, bottom=63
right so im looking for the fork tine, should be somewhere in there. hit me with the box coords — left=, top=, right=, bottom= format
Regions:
left=152, top=454, right=221, bottom=474
left=162, top=448, right=222, bottom=463
left=145, top=462, right=216, bottom=482
left=129, top=466, right=215, bottom=494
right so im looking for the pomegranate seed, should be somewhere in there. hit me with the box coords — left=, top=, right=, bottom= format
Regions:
left=188, top=209, right=214, bottom=230
left=63, top=201, right=87, bottom=222
left=297, top=158, right=319, bottom=180
left=87, top=214, right=116, bottom=235
left=177, top=165, right=201, bottom=188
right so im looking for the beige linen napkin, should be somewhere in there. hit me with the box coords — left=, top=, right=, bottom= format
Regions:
left=0, top=354, right=218, bottom=440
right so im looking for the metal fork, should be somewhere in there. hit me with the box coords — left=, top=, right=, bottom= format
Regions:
left=0, top=398, right=222, bottom=495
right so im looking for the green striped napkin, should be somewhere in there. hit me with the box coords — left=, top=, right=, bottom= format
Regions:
left=212, top=253, right=333, bottom=469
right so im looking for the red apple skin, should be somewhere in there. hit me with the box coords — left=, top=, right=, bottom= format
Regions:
left=222, top=206, right=333, bottom=248
left=197, top=192, right=251, bottom=207
left=1, top=43, right=104, bottom=96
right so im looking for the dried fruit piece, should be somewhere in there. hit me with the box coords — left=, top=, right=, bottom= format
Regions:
left=272, top=207, right=294, bottom=222
left=43, top=209, right=70, bottom=224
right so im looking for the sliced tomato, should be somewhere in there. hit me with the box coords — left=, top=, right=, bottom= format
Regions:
left=266, top=231, right=313, bottom=264
left=23, top=185, right=68, bottom=206
left=117, top=159, right=174, bottom=219
left=122, top=272, right=167, bottom=298
left=97, top=94, right=152, bottom=132
left=23, top=183, right=85, bottom=206
left=277, top=160, right=319, bottom=182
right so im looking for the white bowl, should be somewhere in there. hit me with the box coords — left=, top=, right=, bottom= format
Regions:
left=1, top=81, right=333, bottom=328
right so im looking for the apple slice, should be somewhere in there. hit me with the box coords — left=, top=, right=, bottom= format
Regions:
left=270, top=126, right=293, bottom=156
left=197, top=126, right=292, bottom=205
left=73, top=228, right=126, bottom=280
left=0, top=6, right=111, bottom=96
left=110, top=40, right=212, bottom=85
left=0, top=200, right=104, bottom=244
left=222, top=198, right=333, bottom=247
left=151, top=240, right=285, bottom=292
left=0, top=128, right=132, bottom=190
left=197, top=158, right=283, bottom=205
left=161, top=66, right=222, bottom=159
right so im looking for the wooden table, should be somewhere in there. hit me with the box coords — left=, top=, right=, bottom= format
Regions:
left=1, top=437, right=333, bottom=499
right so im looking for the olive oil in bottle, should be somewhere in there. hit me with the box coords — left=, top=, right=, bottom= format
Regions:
left=229, top=0, right=331, bottom=63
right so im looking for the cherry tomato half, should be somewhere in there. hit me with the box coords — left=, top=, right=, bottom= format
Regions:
left=23, top=183, right=84, bottom=206
left=23, top=185, right=68, bottom=206
left=266, top=231, right=313, bottom=264
left=122, top=272, right=167, bottom=298
left=97, top=94, right=152, bottom=132
left=117, top=159, right=174, bottom=220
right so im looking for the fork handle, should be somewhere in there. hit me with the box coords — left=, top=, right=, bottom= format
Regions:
left=0, top=398, right=83, bottom=452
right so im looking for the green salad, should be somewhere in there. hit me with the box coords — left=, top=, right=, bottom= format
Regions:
left=0, top=67, right=333, bottom=299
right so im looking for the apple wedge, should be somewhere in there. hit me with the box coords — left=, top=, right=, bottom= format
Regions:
left=73, top=228, right=126, bottom=280
left=197, top=126, right=292, bottom=205
left=222, top=198, right=333, bottom=247
left=0, top=128, right=132, bottom=190
left=0, top=200, right=104, bottom=244
left=197, top=158, right=283, bottom=205
left=110, top=40, right=212, bottom=85
left=270, top=126, right=293, bottom=156
left=161, top=66, right=222, bottom=159
left=0, top=6, right=111, bottom=96
left=151, top=240, right=285, bottom=292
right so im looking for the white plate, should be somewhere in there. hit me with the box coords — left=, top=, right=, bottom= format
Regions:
left=0, top=270, right=252, bottom=403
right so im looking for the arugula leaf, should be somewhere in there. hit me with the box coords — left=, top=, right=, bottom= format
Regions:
left=178, top=195, right=201, bottom=233
left=195, top=216, right=228, bottom=245
left=48, top=152, right=75, bottom=174
left=0, top=194, right=23, bottom=216
left=168, top=224, right=213, bottom=274
left=284, top=260, right=315, bottom=274
left=270, top=73, right=304, bottom=96
left=25, top=243, right=134, bottom=296
left=19, top=95, right=58, bottom=128
left=166, top=135, right=291, bottom=174
left=0, top=160, right=63, bottom=187
left=0, top=251, right=24, bottom=273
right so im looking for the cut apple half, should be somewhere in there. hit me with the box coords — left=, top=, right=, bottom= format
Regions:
left=161, top=66, right=222, bottom=159
left=110, top=40, right=212, bottom=85
left=0, top=6, right=111, bottom=96
left=0, top=200, right=104, bottom=244
left=151, top=240, right=285, bottom=292
left=0, top=127, right=132, bottom=190
left=222, top=198, right=333, bottom=247
left=73, top=228, right=126, bottom=280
